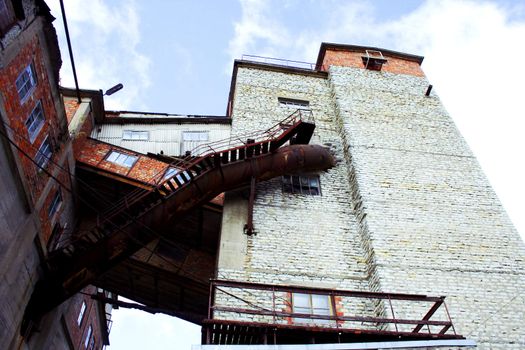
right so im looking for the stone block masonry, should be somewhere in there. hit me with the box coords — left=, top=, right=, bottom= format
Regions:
left=328, top=64, right=525, bottom=348
left=217, top=47, right=525, bottom=349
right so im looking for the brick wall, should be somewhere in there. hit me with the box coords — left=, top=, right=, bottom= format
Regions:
left=321, top=48, right=424, bottom=77
left=76, top=138, right=169, bottom=185
left=0, top=34, right=66, bottom=202
left=63, top=286, right=106, bottom=350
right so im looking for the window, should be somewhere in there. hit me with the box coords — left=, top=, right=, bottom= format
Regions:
left=77, top=301, right=86, bottom=326
left=282, top=175, right=320, bottom=195
left=48, top=189, right=62, bottom=218
left=122, top=130, right=149, bottom=140
left=292, top=293, right=331, bottom=324
left=16, top=63, right=37, bottom=101
left=25, top=101, right=45, bottom=143
left=278, top=97, right=309, bottom=109
left=106, top=150, right=138, bottom=168
left=183, top=131, right=208, bottom=141
left=35, top=137, right=52, bottom=169
left=84, top=324, right=92, bottom=348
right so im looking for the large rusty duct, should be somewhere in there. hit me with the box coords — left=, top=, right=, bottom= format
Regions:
left=24, top=110, right=335, bottom=325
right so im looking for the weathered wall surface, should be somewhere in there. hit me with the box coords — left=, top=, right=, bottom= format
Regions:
left=92, top=121, right=231, bottom=156
left=327, top=64, right=525, bottom=349
left=217, top=66, right=370, bottom=322
left=217, top=58, right=525, bottom=348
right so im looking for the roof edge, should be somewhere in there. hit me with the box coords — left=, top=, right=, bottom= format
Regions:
left=316, top=42, right=424, bottom=67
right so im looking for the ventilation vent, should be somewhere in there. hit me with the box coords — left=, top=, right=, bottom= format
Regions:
left=362, top=50, right=387, bottom=71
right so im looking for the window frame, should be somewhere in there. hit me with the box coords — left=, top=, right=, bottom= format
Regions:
left=105, top=150, right=138, bottom=168
left=182, top=130, right=209, bottom=142
left=48, top=188, right=63, bottom=219
left=77, top=301, right=87, bottom=326
left=16, top=63, right=37, bottom=102
left=278, top=97, right=310, bottom=109
left=292, top=293, right=332, bottom=324
left=122, top=130, right=149, bottom=141
left=282, top=175, right=321, bottom=196
left=83, top=324, right=92, bottom=349
left=25, top=101, right=45, bottom=144
left=35, top=136, right=52, bottom=170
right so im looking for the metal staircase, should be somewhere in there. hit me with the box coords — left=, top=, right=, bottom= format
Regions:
left=25, top=109, right=335, bottom=322
left=58, top=109, right=316, bottom=258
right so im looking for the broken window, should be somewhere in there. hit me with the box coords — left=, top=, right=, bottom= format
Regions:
left=282, top=175, right=320, bottom=195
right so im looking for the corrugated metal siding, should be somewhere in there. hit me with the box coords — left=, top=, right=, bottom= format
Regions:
left=91, top=123, right=231, bottom=156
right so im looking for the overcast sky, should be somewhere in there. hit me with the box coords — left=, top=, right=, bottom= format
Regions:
left=47, top=0, right=525, bottom=348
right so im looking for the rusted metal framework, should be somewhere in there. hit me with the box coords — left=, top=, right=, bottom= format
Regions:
left=241, top=54, right=325, bottom=71
left=203, top=280, right=463, bottom=345
left=24, top=110, right=334, bottom=326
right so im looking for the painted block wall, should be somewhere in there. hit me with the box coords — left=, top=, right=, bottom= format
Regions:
left=327, top=64, right=525, bottom=349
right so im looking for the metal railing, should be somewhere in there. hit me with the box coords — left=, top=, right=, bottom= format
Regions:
left=56, top=109, right=314, bottom=252
left=207, top=279, right=461, bottom=339
left=241, top=54, right=324, bottom=71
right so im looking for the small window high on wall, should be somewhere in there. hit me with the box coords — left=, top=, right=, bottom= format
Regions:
left=282, top=175, right=321, bottom=195
left=122, top=130, right=149, bottom=140
left=183, top=131, right=209, bottom=141
left=278, top=97, right=309, bottom=109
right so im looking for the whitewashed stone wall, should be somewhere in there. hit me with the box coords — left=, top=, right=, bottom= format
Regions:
left=217, top=67, right=372, bottom=324
left=327, top=65, right=525, bottom=349
left=217, top=63, right=525, bottom=349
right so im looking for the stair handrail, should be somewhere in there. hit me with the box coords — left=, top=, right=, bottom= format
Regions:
left=93, top=109, right=314, bottom=235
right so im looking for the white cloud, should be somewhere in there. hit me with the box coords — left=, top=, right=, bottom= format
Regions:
left=227, top=0, right=293, bottom=68
left=48, top=0, right=151, bottom=110
left=229, top=0, right=525, bottom=238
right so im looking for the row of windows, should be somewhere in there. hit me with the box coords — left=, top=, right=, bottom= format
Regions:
left=120, top=130, right=209, bottom=142
left=14, top=64, right=52, bottom=172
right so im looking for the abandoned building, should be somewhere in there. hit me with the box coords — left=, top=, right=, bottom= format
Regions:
left=1, top=0, right=525, bottom=349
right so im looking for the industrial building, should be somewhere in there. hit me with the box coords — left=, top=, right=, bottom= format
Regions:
left=1, top=1, right=524, bottom=349
left=0, top=1, right=112, bottom=349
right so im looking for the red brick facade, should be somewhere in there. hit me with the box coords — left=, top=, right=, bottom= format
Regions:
left=63, top=286, right=107, bottom=350
left=321, top=48, right=424, bottom=77
left=0, top=34, right=66, bottom=202
left=76, top=138, right=169, bottom=185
